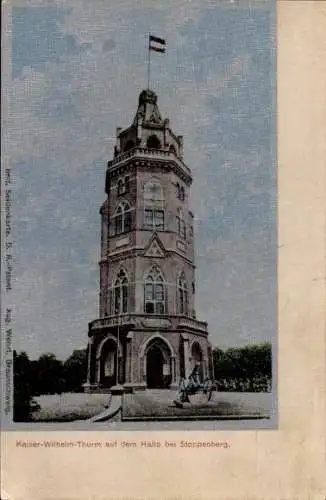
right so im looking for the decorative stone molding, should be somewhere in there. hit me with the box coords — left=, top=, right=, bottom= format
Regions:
left=138, top=333, right=175, bottom=359
left=141, top=318, right=172, bottom=329
left=115, top=236, right=130, bottom=248
left=143, top=234, right=166, bottom=258
left=176, top=240, right=186, bottom=253
left=178, top=317, right=208, bottom=333
left=107, top=147, right=192, bottom=185
left=96, top=334, right=123, bottom=360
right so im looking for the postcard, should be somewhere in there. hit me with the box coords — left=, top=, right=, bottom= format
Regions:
left=1, top=0, right=325, bottom=498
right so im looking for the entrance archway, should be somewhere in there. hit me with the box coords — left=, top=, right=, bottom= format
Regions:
left=101, top=339, right=117, bottom=387
left=98, top=336, right=123, bottom=388
left=146, top=344, right=164, bottom=388
left=142, top=337, right=173, bottom=389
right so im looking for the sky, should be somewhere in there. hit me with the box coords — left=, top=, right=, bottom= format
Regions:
left=8, top=0, right=276, bottom=361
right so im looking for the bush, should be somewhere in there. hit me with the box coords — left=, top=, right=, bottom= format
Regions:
left=213, top=343, right=272, bottom=392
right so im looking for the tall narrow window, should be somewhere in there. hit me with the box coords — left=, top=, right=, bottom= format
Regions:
left=176, top=208, right=186, bottom=239
left=115, top=202, right=131, bottom=234
left=178, top=272, right=188, bottom=315
left=144, top=266, right=166, bottom=314
left=144, top=181, right=165, bottom=231
left=124, top=176, right=130, bottom=194
left=113, top=269, right=128, bottom=314
left=117, top=179, right=124, bottom=196
left=144, top=209, right=164, bottom=230
left=117, top=177, right=130, bottom=196
left=176, top=183, right=185, bottom=201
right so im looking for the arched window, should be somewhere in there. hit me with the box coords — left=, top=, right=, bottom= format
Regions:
left=178, top=272, right=188, bottom=315
left=169, top=144, right=177, bottom=155
left=124, top=176, right=130, bottom=194
left=146, top=135, right=161, bottom=149
left=124, top=140, right=135, bottom=152
left=144, top=266, right=166, bottom=314
left=176, top=208, right=186, bottom=239
left=115, top=201, right=131, bottom=234
left=176, top=182, right=185, bottom=201
left=117, top=177, right=130, bottom=196
left=113, top=269, right=128, bottom=314
left=144, top=181, right=164, bottom=231
left=117, top=179, right=124, bottom=196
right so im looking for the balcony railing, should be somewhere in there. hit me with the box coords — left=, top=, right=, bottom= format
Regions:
left=89, top=313, right=208, bottom=333
left=90, top=314, right=134, bottom=330
left=178, top=317, right=208, bottom=332
left=107, top=147, right=191, bottom=176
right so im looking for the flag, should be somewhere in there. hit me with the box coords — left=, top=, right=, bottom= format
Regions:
left=149, top=35, right=166, bottom=53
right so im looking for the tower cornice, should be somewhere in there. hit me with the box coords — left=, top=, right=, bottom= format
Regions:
left=107, top=147, right=192, bottom=184
left=99, top=247, right=196, bottom=267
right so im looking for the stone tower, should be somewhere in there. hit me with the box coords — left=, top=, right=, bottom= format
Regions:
left=86, top=89, right=213, bottom=391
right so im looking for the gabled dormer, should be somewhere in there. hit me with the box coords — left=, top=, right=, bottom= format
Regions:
left=143, top=233, right=166, bottom=258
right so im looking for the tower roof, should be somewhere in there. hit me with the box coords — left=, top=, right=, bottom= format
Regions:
left=132, top=89, right=163, bottom=126
left=112, top=89, right=187, bottom=175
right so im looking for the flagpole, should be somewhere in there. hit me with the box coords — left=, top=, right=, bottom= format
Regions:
left=147, top=32, right=151, bottom=90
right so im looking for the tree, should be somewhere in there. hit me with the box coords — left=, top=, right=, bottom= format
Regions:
left=63, top=349, right=87, bottom=392
left=13, top=350, right=33, bottom=421
left=212, top=342, right=272, bottom=392
left=36, top=353, right=65, bottom=395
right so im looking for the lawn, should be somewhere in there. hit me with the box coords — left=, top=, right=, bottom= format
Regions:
left=122, top=390, right=273, bottom=420
left=31, top=393, right=111, bottom=422
left=29, top=390, right=273, bottom=423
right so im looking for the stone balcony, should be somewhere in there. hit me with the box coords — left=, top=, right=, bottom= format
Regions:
left=89, top=313, right=208, bottom=336
left=107, top=147, right=192, bottom=178
left=177, top=317, right=208, bottom=332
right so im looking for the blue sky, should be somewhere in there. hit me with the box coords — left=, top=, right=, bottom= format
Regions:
left=10, top=0, right=276, bottom=360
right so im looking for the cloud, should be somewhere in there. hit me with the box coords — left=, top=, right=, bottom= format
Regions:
left=12, top=6, right=91, bottom=78
left=102, top=39, right=116, bottom=52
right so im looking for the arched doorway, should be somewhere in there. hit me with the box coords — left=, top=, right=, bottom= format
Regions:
left=146, top=344, right=164, bottom=388
left=101, top=339, right=117, bottom=387
left=99, top=337, right=123, bottom=387
left=143, top=337, right=172, bottom=389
